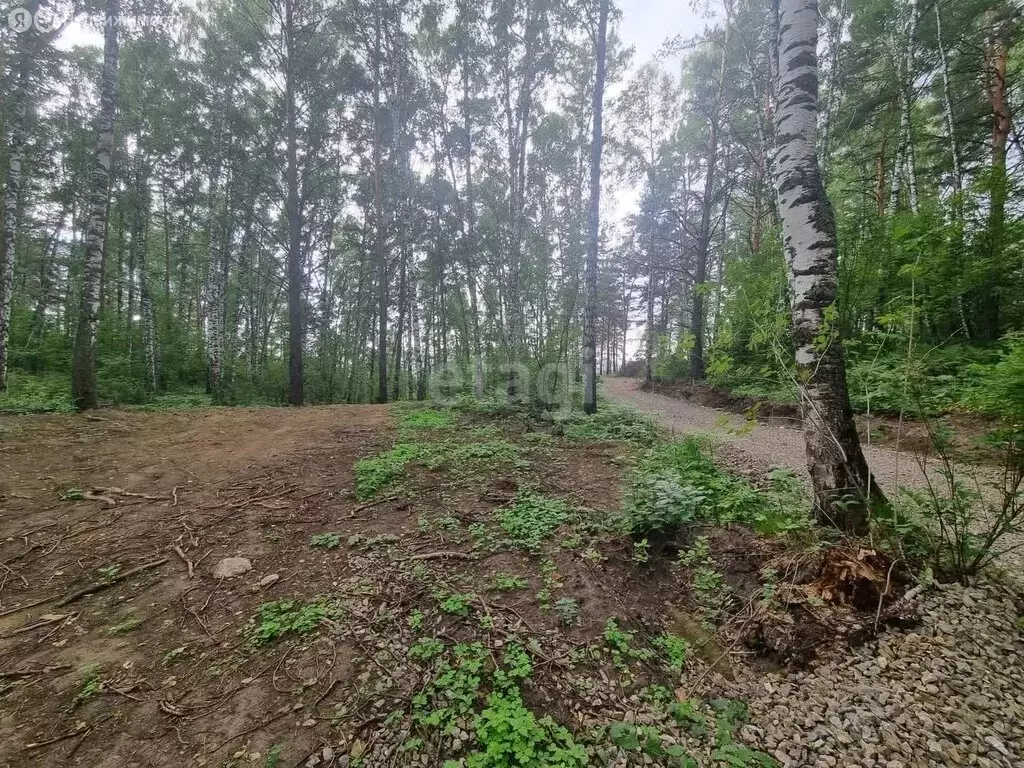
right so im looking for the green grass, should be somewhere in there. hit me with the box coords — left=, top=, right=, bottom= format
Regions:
left=354, top=443, right=424, bottom=498
left=558, top=405, right=662, bottom=444
left=400, top=407, right=454, bottom=430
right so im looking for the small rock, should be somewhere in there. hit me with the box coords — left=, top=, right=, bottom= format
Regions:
left=259, top=573, right=280, bottom=587
left=213, top=557, right=252, bottom=579
left=301, top=717, right=316, bottom=727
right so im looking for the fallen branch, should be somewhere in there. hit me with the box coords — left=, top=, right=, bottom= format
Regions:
left=24, top=713, right=114, bottom=750
left=0, top=595, right=55, bottom=618
left=395, top=551, right=476, bottom=563
left=0, top=663, right=70, bottom=679
left=0, top=613, right=70, bottom=639
left=172, top=546, right=195, bottom=579
left=348, top=495, right=399, bottom=517
left=56, top=558, right=168, bottom=607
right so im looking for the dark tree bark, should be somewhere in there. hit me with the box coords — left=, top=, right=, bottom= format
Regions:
left=284, top=0, right=305, bottom=405
left=582, top=0, right=609, bottom=414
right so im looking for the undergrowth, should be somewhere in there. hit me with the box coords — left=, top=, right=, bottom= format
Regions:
left=625, top=436, right=808, bottom=539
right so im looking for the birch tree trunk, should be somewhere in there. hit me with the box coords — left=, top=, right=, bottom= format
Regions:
left=582, top=0, right=609, bottom=415
left=72, top=0, right=120, bottom=410
left=935, top=2, right=962, bottom=196
left=0, top=66, right=27, bottom=392
left=773, top=0, right=883, bottom=533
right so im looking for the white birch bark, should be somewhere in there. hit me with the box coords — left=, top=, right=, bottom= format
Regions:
left=773, top=0, right=883, bottom=532
left=0, top=72, right=26, bottom=392
left=71, top=0, right=119, bottom=410
left=934, top=1, right=962, bottom=195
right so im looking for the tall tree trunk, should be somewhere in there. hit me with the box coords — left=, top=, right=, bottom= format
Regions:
left=582, top=0, right=609, bottom=415
left=133, top=160, right=157, bottom=392
left=773, top=0, right=883, bottom=533
left=285, top=0, right=304, bottom=405
left=72, top=0, right=120, bottom=410
left=0, top=52, right=30, bottom=391
left=689, top=1, right=730, bottom=381
left=979, top=7, right=1011, bottom=342
left=463, top=61, right=485, bottom=398
left=373, top=0, right=388, bottom=404
left=935, top=2, right=962, bottom=196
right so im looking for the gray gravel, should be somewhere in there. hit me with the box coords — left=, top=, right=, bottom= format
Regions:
left=726, top=580, right=1024, bottom=768
left=605, top=379, right=1024, bottom=767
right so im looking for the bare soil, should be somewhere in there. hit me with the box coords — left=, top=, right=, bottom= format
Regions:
left=0, top=402, right=913, bottom=767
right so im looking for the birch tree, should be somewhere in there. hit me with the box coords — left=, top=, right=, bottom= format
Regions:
left=71, top=0, right=120, bottom=410
left=772, top=0, right=883, bottom=532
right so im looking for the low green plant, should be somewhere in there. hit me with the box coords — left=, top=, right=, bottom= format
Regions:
left=498, top=492, right=575, bottom=552
left=309, top=532, right=342, bottom=549
left=244, top=598, right=340, bottom=645
left=354, top=443, right=424, bottom=498
left=553, top=596, right=581, bottom=626
left=653, top=632, right=689, bottom=673
left=107, top=616, right=142, bottom=635
left=408, top=609, right=425, bottom=631
left=401, top=407, right=453, bottom=430
left=559, top=405, right=662, bottom=444
left=435, top=591, right=474, bottom=616
left=75, top=664, right=103, bottom=703
left=263, top=743, right=285, bottom=768
left=627, top=437, right=809, bottom=538
left=409, top=636, right=445, bottom=662
left=463, top=687, right=588, bottom=767
left=491, top=573, right=528, bottom=591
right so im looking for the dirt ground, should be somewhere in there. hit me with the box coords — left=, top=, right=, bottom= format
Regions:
left=0, top=403, right=705, bottom=767
left=0, top=405, right=396, bottom=766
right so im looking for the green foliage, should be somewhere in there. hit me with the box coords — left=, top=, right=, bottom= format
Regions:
left=263, top=744, right=285, bottom=768
left=491, top=573, right=529, bottom=591
left=552, top=597, right=581, bottom=626
left=409, top=636, right=445, bottom=662
left=0, top=372, right=74, bottom=413
left=624, top=470, right=704, bottom=539
left=626, top=437, right=809, bottom=537
left=309, top=532, right=342, bottom=549
left=354, top=443, right=423, bottom=498
left=653, top=632, right=689, bottom=673
left=435, top=591, right=474, bottom=616
left=75, top=664, right=103, bottom=703
left=497, top=492, right=575, bottom=552
left=401, top=407, right=454, bottom=430
left=559, top=405, right=662, bottom=444
left=244, top=599, right=339, bottom=646
left=464, top=687, right=588, bottom=767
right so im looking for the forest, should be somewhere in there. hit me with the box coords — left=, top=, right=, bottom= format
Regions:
left=0, top=0, right=1018, bottom=419
left=1, top=0, right=1023, bottom=767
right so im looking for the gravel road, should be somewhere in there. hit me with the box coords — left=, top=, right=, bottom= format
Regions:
left=606, top=377, right=1024, bottom=768
left=605, top=377, right=954, bottom=498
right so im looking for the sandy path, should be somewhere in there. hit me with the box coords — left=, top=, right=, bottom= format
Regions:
left=604, top=376, right=949, bottom=496
left=605, top=376, right=1024, bottom=569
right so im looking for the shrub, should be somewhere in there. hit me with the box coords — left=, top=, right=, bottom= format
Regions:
left=626, top=437, right=809, bottom=537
